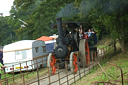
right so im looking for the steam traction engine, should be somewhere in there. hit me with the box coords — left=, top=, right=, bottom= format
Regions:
left=47, top=18, right=91, bottom=75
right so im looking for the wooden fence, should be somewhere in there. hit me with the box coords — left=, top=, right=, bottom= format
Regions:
left=1, top=41, right=116, bottom=85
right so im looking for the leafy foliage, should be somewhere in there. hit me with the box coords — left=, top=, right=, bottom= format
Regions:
left=0, top=0, right=128, bottom=52
left=0, top=16, right=16, bottom=46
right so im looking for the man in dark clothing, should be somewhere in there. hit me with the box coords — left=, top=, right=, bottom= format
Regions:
left=0, top=48, right=3, bottom=65
left=92, top=29, right=97, bottom=45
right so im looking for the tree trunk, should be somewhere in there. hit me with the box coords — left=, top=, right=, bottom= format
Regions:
left=119, top=38, right=125, bottom=52
left=113, top=39, right=116, bottom=54
left=119, top=12, right=126, bottom=52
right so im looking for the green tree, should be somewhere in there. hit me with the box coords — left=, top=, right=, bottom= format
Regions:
left=97, top=0, right=128, bottom=52
left=22, top=0, right=76, bottom=39
left=9, top=0, right=38, bottom=40
left=78, top=0, right=128, bottom=52
left=0, top=16, right=16, bottom=46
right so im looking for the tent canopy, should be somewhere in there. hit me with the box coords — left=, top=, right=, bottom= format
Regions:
left=36, top=36, right=53, bottom=41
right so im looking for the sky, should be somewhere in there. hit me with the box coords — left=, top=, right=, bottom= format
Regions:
left=0, top=0, right=14, bottom=16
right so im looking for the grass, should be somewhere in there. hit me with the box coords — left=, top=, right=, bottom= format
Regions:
left=96, top=37, right=112, bottom=49
left=96, top=38, right=113, bottom=46
left=72, top=50, right=128, bottom=85
left=1, top=67, right=48, bottom=85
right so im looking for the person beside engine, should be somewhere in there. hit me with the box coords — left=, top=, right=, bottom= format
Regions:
left=87, top=29, right=94, bottom=37
left=92, top=29, right=97, bottom=44
left=79, top=25, right=84, bottom=39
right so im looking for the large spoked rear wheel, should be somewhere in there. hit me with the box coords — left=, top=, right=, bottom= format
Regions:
left=47, top=53, right=56, bottom=75
left=70, top=52, right=78, bottom=74
left=79, top=39, right=90, bottom=67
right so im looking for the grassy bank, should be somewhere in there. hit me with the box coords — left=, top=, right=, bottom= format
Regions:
left=72, top=51, right=128, bottom=85
left=1, top=68, right=48, bottom=85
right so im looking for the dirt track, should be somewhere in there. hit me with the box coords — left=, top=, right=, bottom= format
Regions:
left=28, top=63, right=96, bottom=85
left=27, top=49, right=103, bottom=85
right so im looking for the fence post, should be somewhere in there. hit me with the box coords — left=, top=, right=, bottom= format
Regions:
left=6, top=78, right=8, bottom=85
left=4, top=68, right=6, bottom=85
left=65, top=62, right=69, bottom=85
left=83, top=55, right=86, bottom=76
left=31, top=60, right=34, bottom=74
left=106, top=46, right=107, bottom=58
left=73, top=66, right=76, bottom=84
left=100, top=48, right=102, bottom=62
left=57, top=63, right=60, bottom=85
left=95, top=51, right=98, bottom=69
left=78, top=60, right=81, bottom=80
left=20, top=63, right=22, bottom=78
left=22, top=73, right=25, bottom=85
left=89, top=55, right=90, bottom=73
left=26, top=61, right=28, bottom=76
left=42, top=57, right=43, bottom=68
left=114, top=39, right=116, bottom=54
left=91, top=51, right=94, bottom=70
left=103, top=48, right=105, bottom=60
left=36, top=59, right=40, bottom=85
left=12, top=65, right=14, bottom=82
left=48, top=67, right=51, bottom=85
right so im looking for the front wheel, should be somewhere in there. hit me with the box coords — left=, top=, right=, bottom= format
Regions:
left=70, top=52, right=78, bottom=73
left=47, top=53, right=56, bottom=75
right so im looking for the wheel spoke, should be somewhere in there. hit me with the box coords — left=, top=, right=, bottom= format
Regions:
left=50, top=55, right=56, bottom=74
left=52, top=66, right=56, bottom=74
left=73, top=54, right=78, bottom=73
